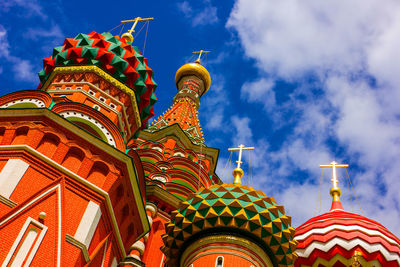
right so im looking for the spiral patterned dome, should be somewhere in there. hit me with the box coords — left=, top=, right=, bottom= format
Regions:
left=295, top=204, right=400, bottom=266
left=38, top=31, right=157, bottom=128
left=161, top=183, right=298, bottom=267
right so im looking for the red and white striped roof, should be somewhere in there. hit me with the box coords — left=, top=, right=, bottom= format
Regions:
left=295, top=200, right=400, bottom=266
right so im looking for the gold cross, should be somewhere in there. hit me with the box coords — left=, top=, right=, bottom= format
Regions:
left=320, top=161, right=348, bottom=189
left=121, top=17, right=154, bottom=35
left=193, top=50, right=210, bottom=63
left=228, top=144, right=255, bottom=169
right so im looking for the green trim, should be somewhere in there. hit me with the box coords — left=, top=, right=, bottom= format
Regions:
left=170, top=180, right=196, bottom=192
left=67, top=116, right=108, bottom=142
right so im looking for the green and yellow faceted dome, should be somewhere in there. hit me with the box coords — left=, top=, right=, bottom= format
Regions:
left=161, top=183, right=298, bottom=266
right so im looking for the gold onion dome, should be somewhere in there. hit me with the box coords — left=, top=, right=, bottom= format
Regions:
left=161, top=183, right=298, bottom=267
left=174, top=59, right=211, bottom=96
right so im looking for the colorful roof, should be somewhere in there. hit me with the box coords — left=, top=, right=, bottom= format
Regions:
left=161, top=183, right=298, bottom=267
left=37, top=31, right=157, bottom=128
left=175, top=61, right=211, bottom=95
left=295, top=202, right=400, bottom=266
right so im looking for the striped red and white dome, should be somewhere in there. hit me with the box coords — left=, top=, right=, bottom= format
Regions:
left=295, top=200, right=400, bottom=266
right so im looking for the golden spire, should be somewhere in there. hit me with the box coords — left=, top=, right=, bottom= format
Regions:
left=120, top=17, right=154, bottom=43
left=320, top=161, right=349, bottom=202
left=228, top=144, right=254, bottom=185
left=192, top=50, right=210, bottom=64
left=175, top=51, right=212, bottom=95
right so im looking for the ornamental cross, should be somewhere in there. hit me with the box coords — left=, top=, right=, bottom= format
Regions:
left=320, top=161, right=349, bottom=188
left=193, top=50, right=210, bottom=63
left=228, top=144, right=254, bottom=169
left=121, top=17, right=154, bottom=34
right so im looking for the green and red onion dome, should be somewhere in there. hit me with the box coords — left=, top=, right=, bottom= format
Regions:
left=295, top=202, right=400, bottom=266
left=161, top=183, right=298, bottom=267
left=37, top=31, right=157, bottom=128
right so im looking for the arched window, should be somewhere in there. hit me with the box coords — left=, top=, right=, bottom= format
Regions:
left=62, top=147, right=84, bottom=172
left=87, top=161, right=109, bottom=185
left=12, top=126, right=29, bottom=145
left=173, top=151, right=185, bottom=157
left=216, top=256, right=224, bottom=267
left=36, top=133, right=60, bottom=158
left=0, top=127, right=5, bottom=144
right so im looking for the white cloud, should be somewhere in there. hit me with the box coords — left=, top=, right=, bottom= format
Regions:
left=227, top=0, right=400, bottom=236
left=177, top=1, right=192, bottom=16
left=0, top=0, right=46, bottom=19
left=231, top=115, right=253, bottom=146
left=12, top=59, right=36, bottom=82
left=200, top=73, right=230, bottom=134
left=227, top=0, right=400, bottom=79
left=241, top=78, right=275, bottom=112
left=0, top=24, right=37, bottom=82
left=0, top=25, right=10, bottom=58
left=177, top=1, right=219, bottom=27
left=24, top=24, right=63, bottom=41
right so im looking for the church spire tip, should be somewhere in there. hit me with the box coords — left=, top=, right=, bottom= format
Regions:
left=320, top=161, right=348, bottom=211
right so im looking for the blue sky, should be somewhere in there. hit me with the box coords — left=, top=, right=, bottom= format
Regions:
left=1, top=0, right=400, bottom=236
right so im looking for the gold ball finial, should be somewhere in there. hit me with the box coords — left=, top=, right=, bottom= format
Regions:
left=330, top=187, right=341, bottom=201
left=232, top=168, right=244, bottom=185
left=121, top=32, right=134, bottom=44
left=175, top=61, right=211, bottom=96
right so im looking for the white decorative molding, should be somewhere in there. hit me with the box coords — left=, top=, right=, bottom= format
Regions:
left=173, top=152, right=185, bottom=157
left=297, top=237, right=400, bottom=264
left=74, top=201, right=102, bottom=249
left=2, top=217, right=48, bottom=267
left=59, top=111, right=116, bottom=147
left=0, top=158, right=29, bottom=198
left=0, top=141, right=150, bottom=260
left=151, top=146, right=163, bottom=152
left=111, top=258, right=118, bottom=267
left=152, top=176, right=167, bottom=183
left=1, top=98, right=45, bottom=108
left=295, top=224, right=400, bottom=246
left=0, top=195, right=17, bottom=208
left=66, top=234, right=90, bottom=262
left=0, top=184, right=62, bottom=267
left=130, top=240, right=145, bottom=256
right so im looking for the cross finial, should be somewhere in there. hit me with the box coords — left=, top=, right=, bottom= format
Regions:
left=228, top=144, right=254, bottom=184
left=320, top=161, right=349, bottom=204
left=120, top=17, right=154, bottom=43
left=193, top=50, right=210, bottom=64
left=320, top=161, right=349, bottom=189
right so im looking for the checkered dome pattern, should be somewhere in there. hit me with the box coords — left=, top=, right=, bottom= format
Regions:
left=161, top=183, right=298, bottom=266
left=38, top=31, right=157, bottom=128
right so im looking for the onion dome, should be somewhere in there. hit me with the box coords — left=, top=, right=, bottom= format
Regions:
left=295, top=208, right=400, bottom=266
left=37, top=31, right=157, bottom=128
left=295, top=162, right=400, bottom=266
left=161, top=182, right=298, bottom=266
left=175, top=58, right=211, bottom=96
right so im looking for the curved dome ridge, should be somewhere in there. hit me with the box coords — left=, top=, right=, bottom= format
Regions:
left=37, top=31, right=157, bottom=128
left=295, top=208, right=400, bottom=266
left=161, top=183, right=298, bottom=267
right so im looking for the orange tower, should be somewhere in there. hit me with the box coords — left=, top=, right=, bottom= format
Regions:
left=128, top=54, right=221, bottom=266
left=0, top=29, right=155, bottom=266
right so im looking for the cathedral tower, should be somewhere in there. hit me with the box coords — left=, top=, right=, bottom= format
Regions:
left=0, top=29, right=155, bottom=266
left=128, top=53, right=221, bottom=266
